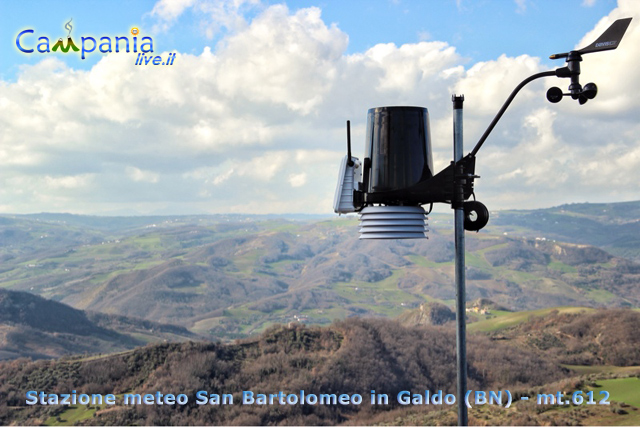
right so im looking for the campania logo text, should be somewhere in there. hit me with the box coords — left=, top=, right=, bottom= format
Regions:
left=16, top=19, right=175, bottom=65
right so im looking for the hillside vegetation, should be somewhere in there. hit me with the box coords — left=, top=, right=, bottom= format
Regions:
left=488, top=308, right=640, bottom=366
left=489, top=201, right=640, bottom=261
left=0, top=318, right=566, bottom=425
left=1, top=309, right=639, bottom=426
left=0, top=289, right=197, bottom=360
left=1, top=202, right=640, bottom=341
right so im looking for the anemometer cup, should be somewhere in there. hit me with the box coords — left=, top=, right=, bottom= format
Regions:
left=582, top=83, right=598, bottom=100
left=334, top=18, right=632, bottom=238
left=546, top=87, right=563, bottom=103
left=546, top=82, right=598, bottom=105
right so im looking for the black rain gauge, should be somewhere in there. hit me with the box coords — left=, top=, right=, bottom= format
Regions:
left=332, top=18, right=632, bottom=426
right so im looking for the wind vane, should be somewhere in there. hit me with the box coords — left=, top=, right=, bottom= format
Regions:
left=332, top=17, right=632, bottom=427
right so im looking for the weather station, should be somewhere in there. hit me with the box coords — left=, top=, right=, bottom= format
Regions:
left=333, top=17, right=632, bottom=426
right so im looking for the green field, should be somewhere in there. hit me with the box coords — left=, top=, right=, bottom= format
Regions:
left=591, top=377, right=640, bottom=407
left=548, top=260, right=578, bottom=273
left=582, top=376, right=640, bottom=426
left=564, top=365, right=640, bottom=376
left=45, top=404, right=103, bottom=425
left=468, top=306, right=596, bottom=332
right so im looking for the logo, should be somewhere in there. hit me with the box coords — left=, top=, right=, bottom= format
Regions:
left=595, top=41, right=617, bottom=48
left=16, top=20, right=175, bottom=65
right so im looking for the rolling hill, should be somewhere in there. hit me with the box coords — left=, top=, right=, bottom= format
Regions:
left=487, top=201, right=640, bottom=261
left=0, top=289, right=198, bottom=360
left=484, top=308, right=640, bottom=366
left=1, top=309, right=638, bottom=426
left=0, top=201, right=639, bottom=340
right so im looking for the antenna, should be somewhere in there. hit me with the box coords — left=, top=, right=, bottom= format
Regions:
left=347, top=120, right=354, bottom=167
left=332, top=17, right=632, bottom=426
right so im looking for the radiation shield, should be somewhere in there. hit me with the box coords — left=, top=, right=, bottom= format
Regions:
left=358, top=205, right=428, bottom=239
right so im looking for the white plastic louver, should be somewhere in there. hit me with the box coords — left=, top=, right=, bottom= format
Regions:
left=359, top=205, right=428, bottom=239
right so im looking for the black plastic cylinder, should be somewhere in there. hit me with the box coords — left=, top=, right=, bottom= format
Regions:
left=365, top=106, right=433, bottom=194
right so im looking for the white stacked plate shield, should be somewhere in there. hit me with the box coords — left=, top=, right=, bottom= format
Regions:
left=358, top=206, right=428, bottom=239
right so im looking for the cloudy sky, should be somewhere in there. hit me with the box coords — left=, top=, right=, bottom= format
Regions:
left=0, top=0, right=638, bottom=215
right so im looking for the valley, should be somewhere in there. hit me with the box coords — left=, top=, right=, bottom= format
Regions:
left=1, top=202, right=639, bottom=341
left=0, top=202, right=639, bottom=425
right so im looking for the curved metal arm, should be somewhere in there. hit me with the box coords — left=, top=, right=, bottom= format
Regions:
left=470, top=70, right=556, bottom=157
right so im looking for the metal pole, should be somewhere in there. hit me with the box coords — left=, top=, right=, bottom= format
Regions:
left=452, top=94, right=468, bottom=426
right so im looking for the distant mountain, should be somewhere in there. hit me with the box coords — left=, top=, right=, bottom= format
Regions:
left=1, top=202, right=639, bottom=340
left=17, top=212, right=329, bottom=232
left=489, top=201, right=640, bottom=261
left=0, top=289, right=198, bottom=360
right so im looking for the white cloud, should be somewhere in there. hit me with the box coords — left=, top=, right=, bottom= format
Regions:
left=288, top=173, right=307, bottom=187
left=44, top=174, right=95, bottom=189
left=150, top=0, right=261, bottom=36
left=213, top=5, right=347, bottom=114
left=126, top=167, right=160, bottom=183
left=212, top=168, right=234, bottom=185
left=453, top=54, right=543, bottom=115
left=417, top=30, right=432, bottom=41
left=0, top=1, right=639, bottom=215
left=151, top=0, right=197, bottom=23
left=574, top=1, right=640, bottom=113
left=198, top=0, right=262, bottom=38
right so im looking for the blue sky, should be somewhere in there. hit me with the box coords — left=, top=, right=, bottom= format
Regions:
left=1, top=0, right=618, bottom=79
left=298, top=0, right=617, bottom=60
left=0, top=0, right=638, bottom=215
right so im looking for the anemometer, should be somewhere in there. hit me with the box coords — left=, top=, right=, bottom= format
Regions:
left=334, top=18, right=632, bottom=237
left=331, top=17, right=632, bottom=427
